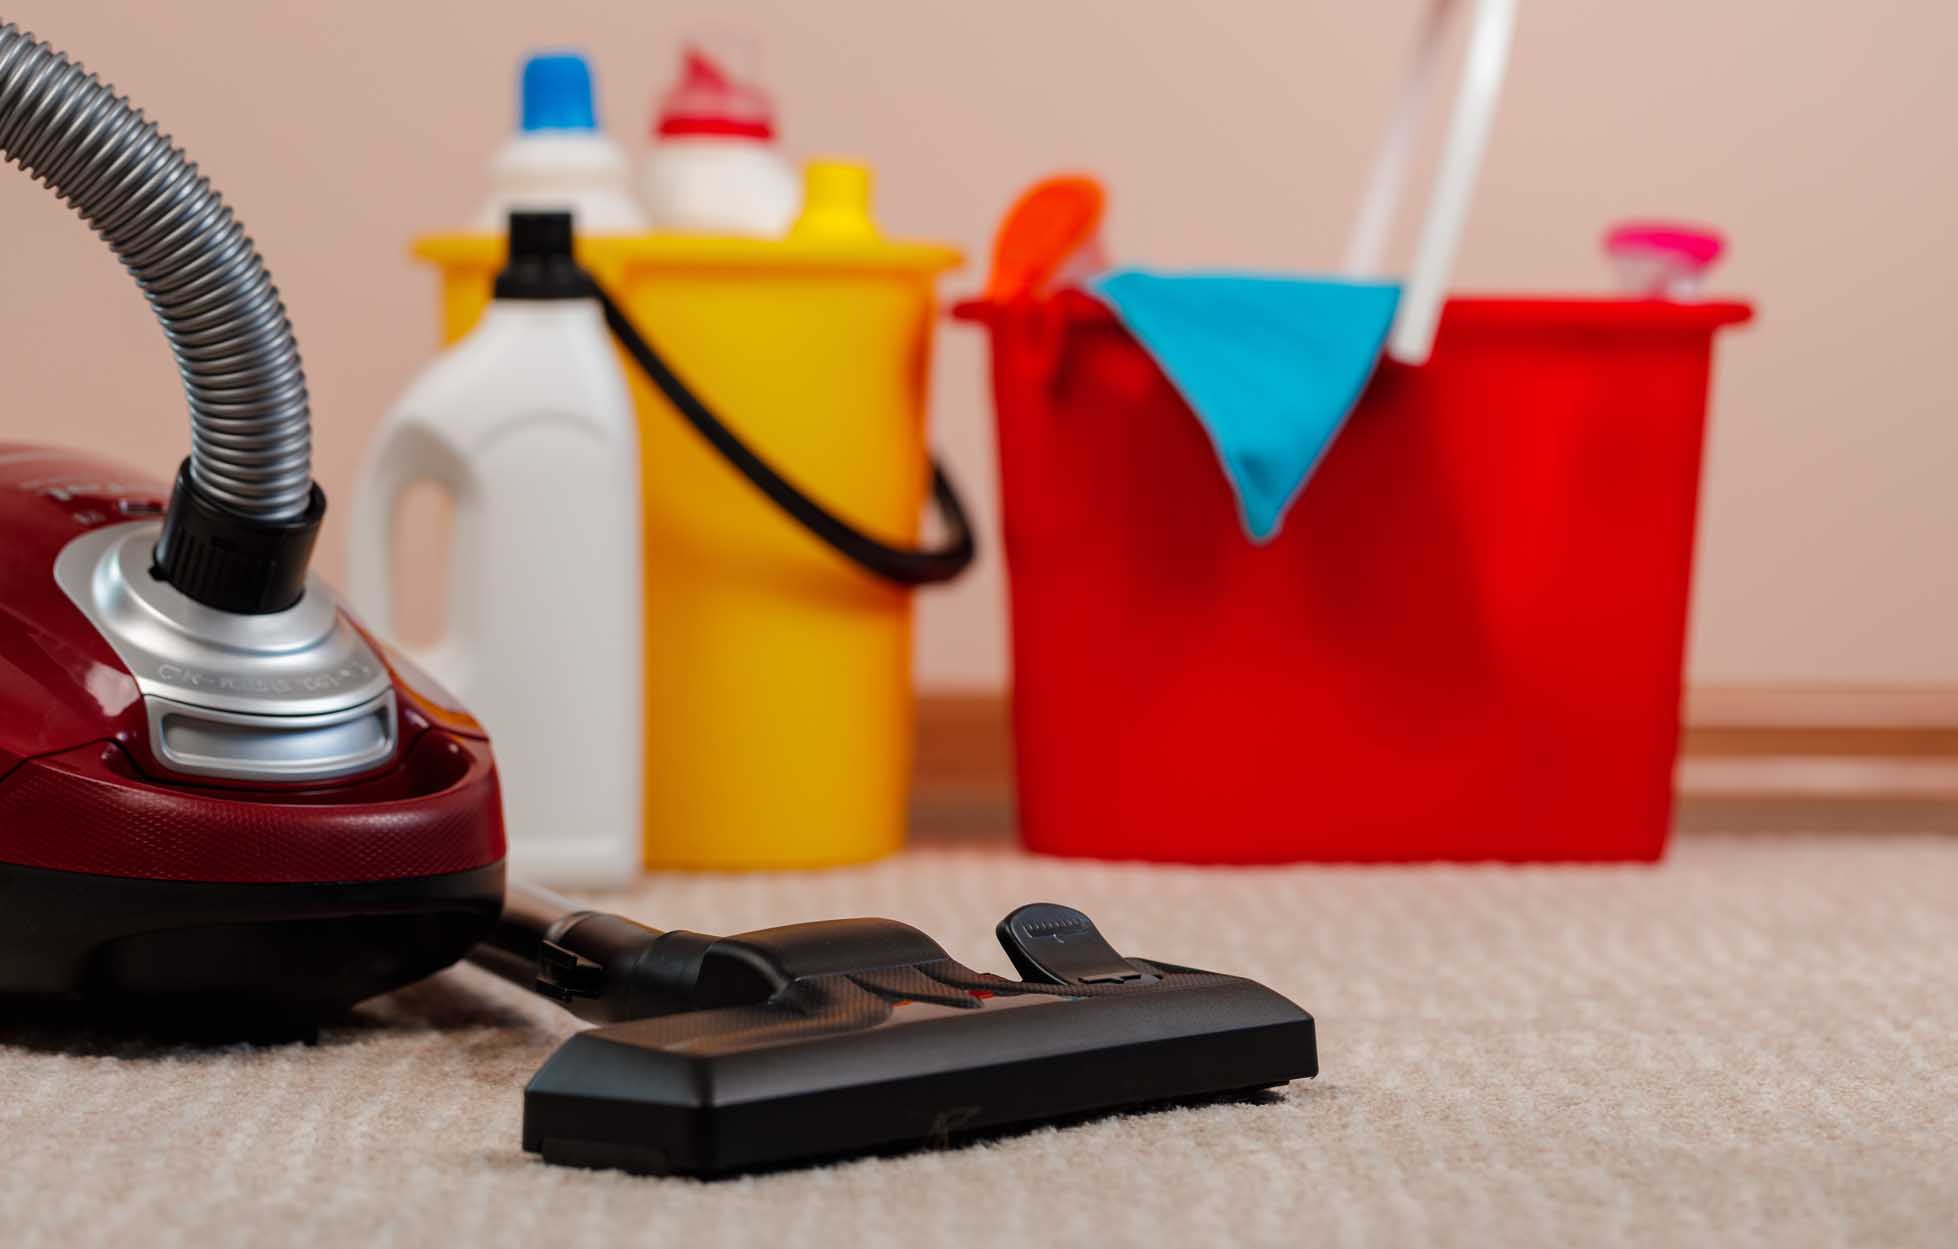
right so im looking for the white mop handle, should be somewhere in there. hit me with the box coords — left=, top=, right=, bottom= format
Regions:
left=1344, top=0, right=1519, bottom=365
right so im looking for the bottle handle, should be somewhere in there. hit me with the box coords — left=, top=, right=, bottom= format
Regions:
left=593, top=285, right=977, bottom=587
left=345, top=424, right=474, bottom=692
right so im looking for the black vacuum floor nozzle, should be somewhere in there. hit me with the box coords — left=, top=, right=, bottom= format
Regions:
left=473, top=892, right=1316, bottom=1177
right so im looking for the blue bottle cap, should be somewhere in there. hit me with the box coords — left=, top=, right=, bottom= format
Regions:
left=520, top=51, right=598, bottom=132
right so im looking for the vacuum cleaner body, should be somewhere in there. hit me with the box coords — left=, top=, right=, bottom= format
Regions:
left=0, top=445, right=505, bottom=1020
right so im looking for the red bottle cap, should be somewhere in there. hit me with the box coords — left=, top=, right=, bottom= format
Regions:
left=654, top=47, right=775, bottom=141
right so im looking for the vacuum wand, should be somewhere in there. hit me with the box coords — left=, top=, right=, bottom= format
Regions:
left=470, top=882, right=723, bottom=1024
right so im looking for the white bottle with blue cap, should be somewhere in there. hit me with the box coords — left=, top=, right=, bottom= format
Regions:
left=474, top=51, right=646, bottom=234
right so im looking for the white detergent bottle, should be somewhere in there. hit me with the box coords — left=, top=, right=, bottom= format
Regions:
left=474, top=51, right=647, bottom=234
left=349, top=212, right=643, bottom=887
left=641, top=43, right=800, bottom=235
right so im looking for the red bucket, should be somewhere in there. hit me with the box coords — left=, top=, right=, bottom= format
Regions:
left=955, top=291, right=1752, bottom=863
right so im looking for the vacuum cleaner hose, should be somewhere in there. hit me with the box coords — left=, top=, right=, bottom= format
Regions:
left=0, top=22, right=312, bottom=520
left=0, top=22, right=323, bottom=612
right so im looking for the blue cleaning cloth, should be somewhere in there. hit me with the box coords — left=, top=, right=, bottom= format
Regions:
left=1085, top=269, right=1400, bottom=542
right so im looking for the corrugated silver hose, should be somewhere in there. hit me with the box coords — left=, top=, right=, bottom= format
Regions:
left=0, top=21, right=312, bottom=520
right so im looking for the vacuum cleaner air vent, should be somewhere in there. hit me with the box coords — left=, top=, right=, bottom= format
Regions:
left=145, top=692, right=396, bottom=783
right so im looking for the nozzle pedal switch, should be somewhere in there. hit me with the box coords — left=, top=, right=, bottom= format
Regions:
left=995, top=903, right=1156, bottom=987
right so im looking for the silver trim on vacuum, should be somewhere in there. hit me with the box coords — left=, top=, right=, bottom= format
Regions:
left=54, top=521, right=396, bottom=782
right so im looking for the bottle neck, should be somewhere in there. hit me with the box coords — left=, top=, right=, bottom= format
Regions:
left=492, top=256, right=596, bottom=301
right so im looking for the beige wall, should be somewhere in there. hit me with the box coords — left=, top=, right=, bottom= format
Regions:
left=1, top=1, right=1952, bottom=690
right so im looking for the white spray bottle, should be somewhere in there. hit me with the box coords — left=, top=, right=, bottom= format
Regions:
left=641, top=43, right=800, bottom=236
left=349, top=212, right=643, bottom=887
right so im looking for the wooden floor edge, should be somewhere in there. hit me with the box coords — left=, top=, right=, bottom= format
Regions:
left=1685, top=684, right=1958, bottom=730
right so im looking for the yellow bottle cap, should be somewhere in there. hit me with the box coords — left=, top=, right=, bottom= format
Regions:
left=789, top=160, right=881, bottom=243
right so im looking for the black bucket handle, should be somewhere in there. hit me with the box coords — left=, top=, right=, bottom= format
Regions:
left=594, top=285, right=975, bottom=587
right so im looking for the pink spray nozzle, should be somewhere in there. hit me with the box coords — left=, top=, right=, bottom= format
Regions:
left=656, top=45, right=776, bottom=141
left=1604, top=222, right=1726, bottom=269
left=1603, top=222, right=1727, bottom=300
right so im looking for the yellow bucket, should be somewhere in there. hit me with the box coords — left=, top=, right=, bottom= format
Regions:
left=412, top=166, right=963, bottom=869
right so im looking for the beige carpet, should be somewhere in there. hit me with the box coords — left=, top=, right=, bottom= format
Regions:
left=2, top=832, right=1954, bottom=1249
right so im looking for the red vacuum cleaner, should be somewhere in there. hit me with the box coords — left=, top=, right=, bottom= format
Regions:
left=0, top=24, right=505, bottom=1023
left=0, top=438, right=506, bottom=1021
left=0, top=22, right=1315, bottom=1175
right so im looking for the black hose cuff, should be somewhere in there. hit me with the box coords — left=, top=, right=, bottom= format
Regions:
left=151, top=459, right=325, bottom=614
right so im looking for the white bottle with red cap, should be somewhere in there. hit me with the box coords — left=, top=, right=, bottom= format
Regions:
left=641, top=45, right=801, bottom=236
